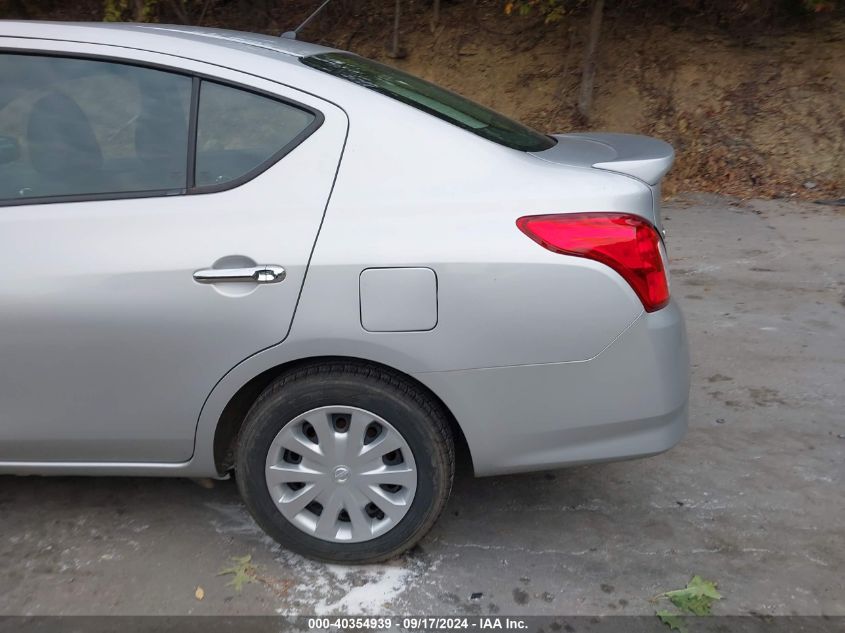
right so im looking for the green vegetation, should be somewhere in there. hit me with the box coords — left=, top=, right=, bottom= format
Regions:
left=217, top=554, right=258, bottom=592
left=653, top=575, right=723, bottom=631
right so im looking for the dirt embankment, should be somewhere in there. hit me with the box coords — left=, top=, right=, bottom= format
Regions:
left=10, top=0, right=845, bottom=199
left=298, top=1, right=843, bottom=200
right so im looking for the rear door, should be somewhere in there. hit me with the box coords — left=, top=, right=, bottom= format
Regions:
left=0, top=42, right=346, bottom=462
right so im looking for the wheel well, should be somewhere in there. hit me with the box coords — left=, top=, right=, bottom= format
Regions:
left=213, top=356, right=472, bottom=474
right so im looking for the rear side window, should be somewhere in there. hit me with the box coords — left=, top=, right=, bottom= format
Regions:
left=301, top=52, right=555, bottom=152
left=195, top=81, right=316, bottom=188
left=0, top=54, right=191, bottom=202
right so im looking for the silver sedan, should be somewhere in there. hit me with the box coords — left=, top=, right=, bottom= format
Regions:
left=0, top=21, right=689, bottom=562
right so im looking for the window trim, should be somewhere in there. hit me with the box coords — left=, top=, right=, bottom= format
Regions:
left=0, top=49, right=325, bottom=208
left=186, top=76, right=200, bottom=191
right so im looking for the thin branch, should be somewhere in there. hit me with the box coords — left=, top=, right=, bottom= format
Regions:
left=197, top=0, right=214, bottom=26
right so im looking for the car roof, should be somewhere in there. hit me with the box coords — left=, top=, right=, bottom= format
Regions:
left=0, top=20, right=337, bottom=64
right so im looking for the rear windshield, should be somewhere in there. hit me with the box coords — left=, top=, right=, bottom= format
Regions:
left=301, top=52, right=556, bottom=152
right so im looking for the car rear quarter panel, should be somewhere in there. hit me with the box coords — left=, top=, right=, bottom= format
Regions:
left=285, top=91, right=651, bottom=372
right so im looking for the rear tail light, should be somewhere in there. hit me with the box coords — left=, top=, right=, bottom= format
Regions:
left=516, top=212, right=670, bottom=312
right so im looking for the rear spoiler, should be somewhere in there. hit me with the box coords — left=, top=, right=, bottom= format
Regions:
left=565, top=133, right=675, bottom=185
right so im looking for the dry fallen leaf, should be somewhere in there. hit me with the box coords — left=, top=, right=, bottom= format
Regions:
left=195, top=586, right=205, bottom=601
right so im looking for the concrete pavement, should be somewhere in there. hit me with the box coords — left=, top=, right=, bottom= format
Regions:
left=1, top=194, right=843, bottom=616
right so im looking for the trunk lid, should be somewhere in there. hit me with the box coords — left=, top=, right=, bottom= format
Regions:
left=529, top=132, right=674, bottom=234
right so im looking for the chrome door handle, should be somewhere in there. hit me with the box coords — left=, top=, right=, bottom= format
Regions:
left=193, top=265, right=286, bottom=285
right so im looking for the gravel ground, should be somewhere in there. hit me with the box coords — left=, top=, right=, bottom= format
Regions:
left=0, top=194, right=843, bottom=617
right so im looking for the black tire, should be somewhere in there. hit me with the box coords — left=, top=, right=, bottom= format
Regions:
left=235, top=360, right=455, bottom=563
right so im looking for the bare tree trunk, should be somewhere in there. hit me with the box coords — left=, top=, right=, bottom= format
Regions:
left=388, top=0, right=405, bottom=58
left=166, top=0, right=192, bottom=25
left=430, top=0, right=440, bottom=32
left=132, top=0, right=147, bottom=21
left=391, top=0, right=401, bottom=57
left=197, top=0, right=216, bottom=26
left=577, top=0, right=604, bottom=121
left=3, top=0, right=30, bottom=18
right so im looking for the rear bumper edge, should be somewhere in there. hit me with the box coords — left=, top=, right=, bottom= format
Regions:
left=415, top=300, right=690, bottom=476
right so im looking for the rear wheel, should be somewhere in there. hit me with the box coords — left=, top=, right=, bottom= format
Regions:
left=235, top=361, right=454, bottom=563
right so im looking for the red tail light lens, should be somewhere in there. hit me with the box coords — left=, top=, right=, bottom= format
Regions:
left=516, top=212, right=670, bottom=312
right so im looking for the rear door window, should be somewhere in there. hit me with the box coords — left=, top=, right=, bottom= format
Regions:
left=0, top=54, right=191, bottom=202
